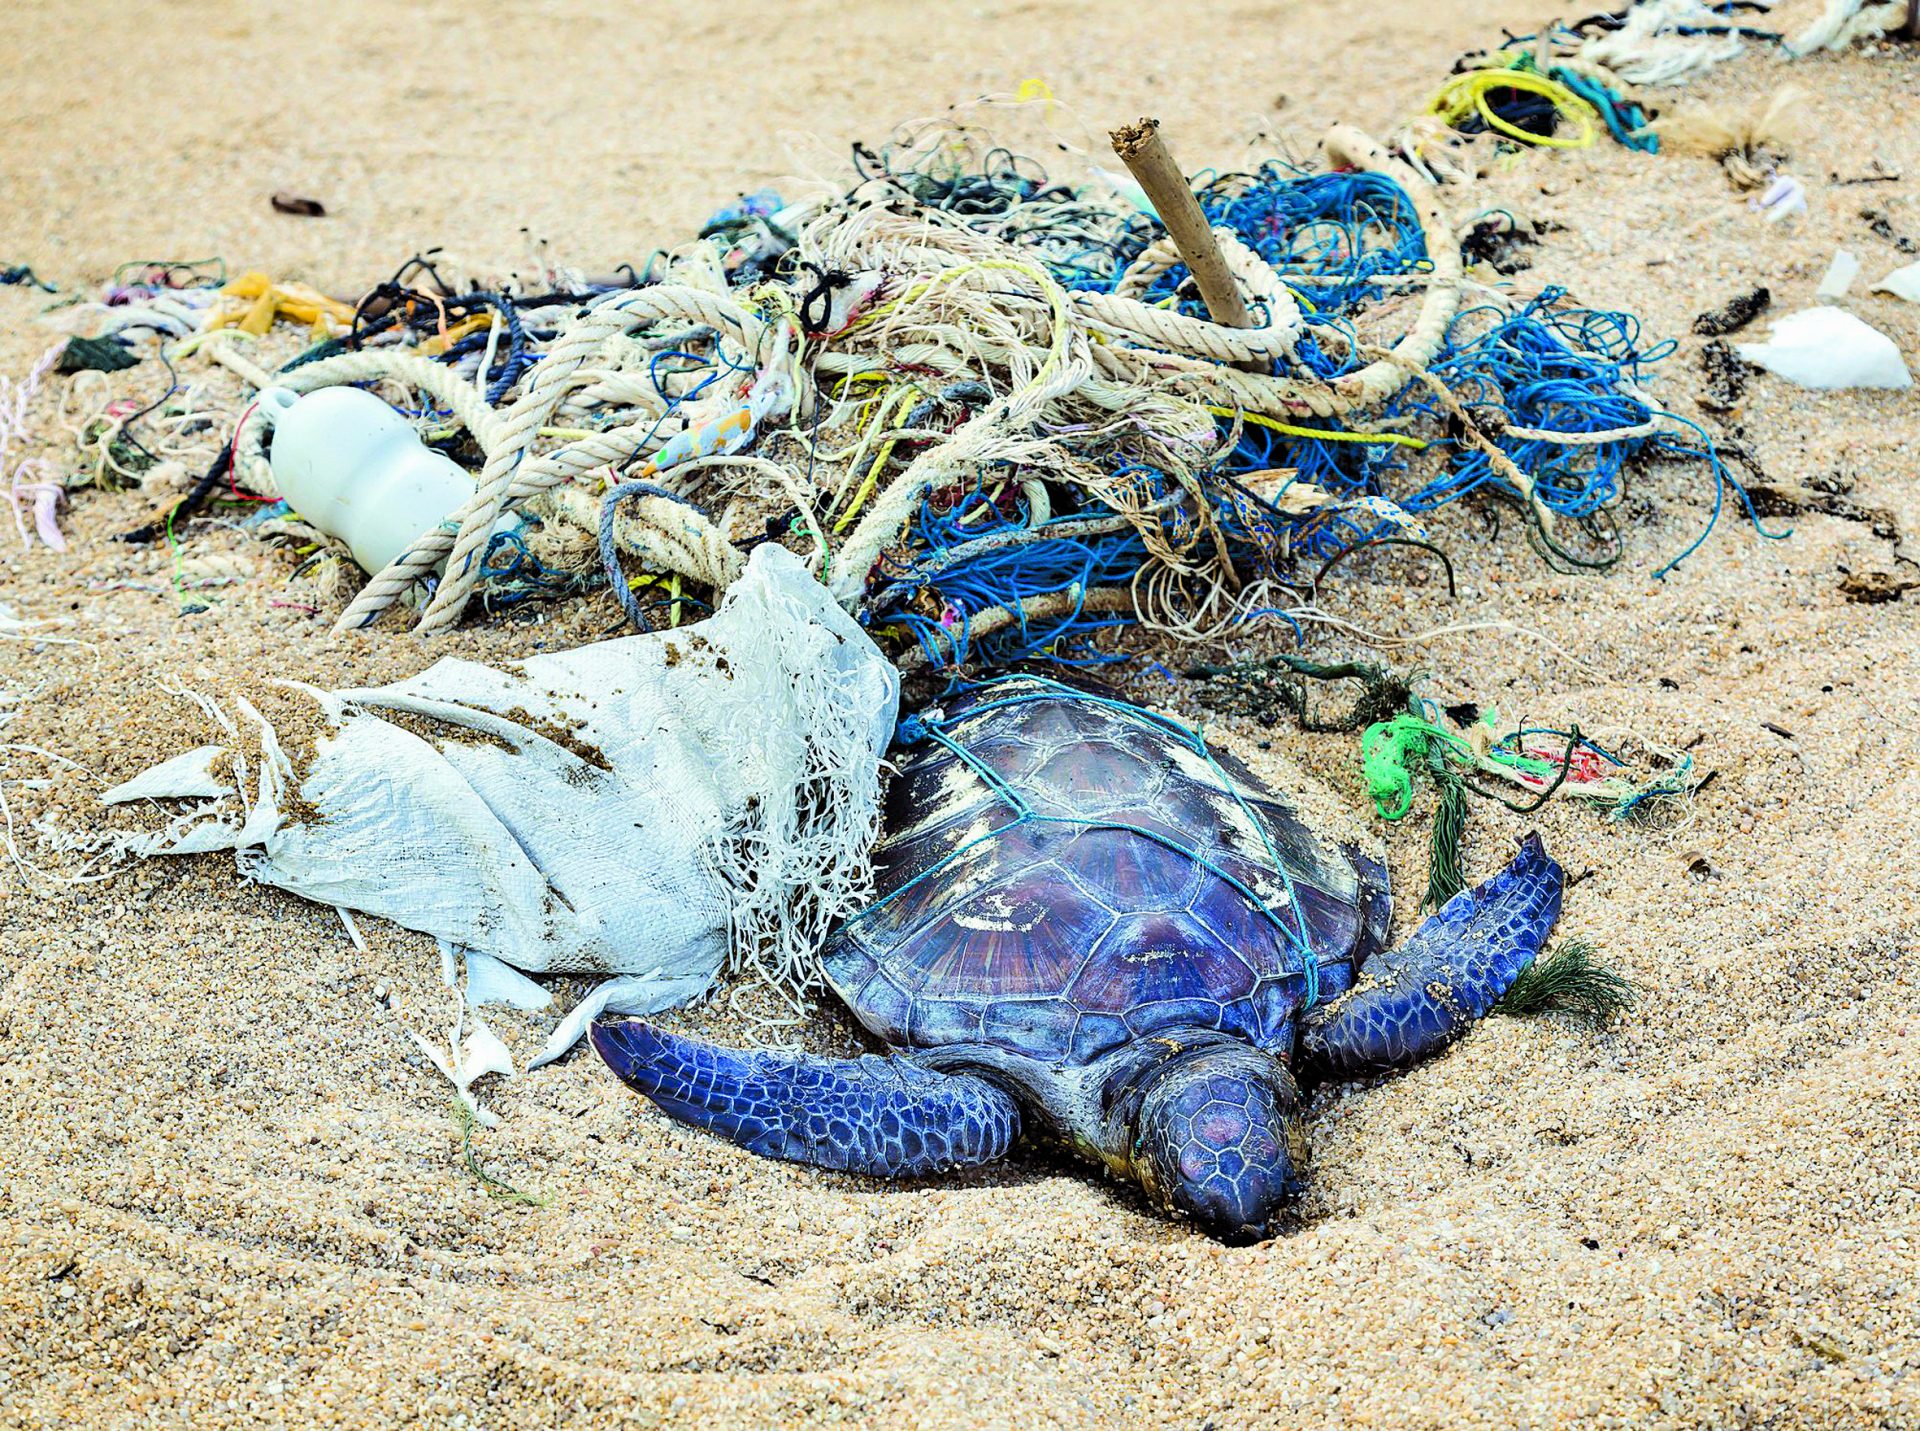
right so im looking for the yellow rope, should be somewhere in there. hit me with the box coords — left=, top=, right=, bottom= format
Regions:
left=1205, top=406, right=1430, bottom=450
left=1427, top=69, right=1600, bottom=150
left=835, top=433, right=905, bottom=532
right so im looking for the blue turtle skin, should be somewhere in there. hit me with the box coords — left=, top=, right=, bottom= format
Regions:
left=1133, top=1043, right=1309, bottom=1240
left=824, top=682, right=1392, bottom=1066
left=591, top=679, right=1564, bottom=1233
left=1299, top=832, right=1563, bottom=1078
left=591, top=1021, right=1020, bottom=1176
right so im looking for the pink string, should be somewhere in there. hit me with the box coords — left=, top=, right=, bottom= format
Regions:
left=6, top=466, right=66, bottom=552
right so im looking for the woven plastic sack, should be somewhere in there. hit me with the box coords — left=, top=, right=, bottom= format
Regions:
left=103, top=544, right=898, bottom=1056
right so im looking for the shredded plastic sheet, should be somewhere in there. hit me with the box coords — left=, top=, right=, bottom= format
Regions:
left=1736, top=307, right=1914, bottom=390
left=102, top=544, right=899, bottom=1069
left=1871, top=262, right=1920, bottom=303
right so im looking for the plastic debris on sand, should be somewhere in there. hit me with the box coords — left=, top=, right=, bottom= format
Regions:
left=1735, top=307, right=1912, bottom=389
left=99, top=544, right=899, bottom=1061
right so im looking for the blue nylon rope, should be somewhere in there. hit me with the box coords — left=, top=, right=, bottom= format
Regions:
left=855, top=165, right=1779, bottom=668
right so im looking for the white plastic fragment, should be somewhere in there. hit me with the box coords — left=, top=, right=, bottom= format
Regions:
left=1755, top=175, right=1807, bottom=225
left=461, top=1018, right=516, bottom=1091
left=1816, top=249, right=1860, bottom=302
left=406, top=991, right=517, bottom=1126
left=100, top=744, right=232, bottom=804
left=436, top=936, right=460, bottom=988
left=1871, top=261, right=1920, bottom=303
left=464, top=950, right=552, bottom=1012
left=1091, top=164, right=1155, bottom=216
left=408, top=1017, right=459, bottom=1086
left=1736, top=307, right=1913, bottom=390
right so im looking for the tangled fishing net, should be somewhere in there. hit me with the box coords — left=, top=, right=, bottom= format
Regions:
left=9, top=108, right=1775, bottom=673
left=1387, top=0, right=1909, bottom=188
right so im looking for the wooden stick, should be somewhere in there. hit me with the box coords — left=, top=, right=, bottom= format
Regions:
left=895, top=585, right=1135, bottom=670
left=1109, top=117, right=1252, bottom=329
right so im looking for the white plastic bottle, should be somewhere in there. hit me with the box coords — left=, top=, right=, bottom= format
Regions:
left=259, top=386, right=519, bottom=576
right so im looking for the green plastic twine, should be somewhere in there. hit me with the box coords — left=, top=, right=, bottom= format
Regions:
left=1363, top=712, right=1479, bottom=912
left=1361, top=713, right=1469, bottom=820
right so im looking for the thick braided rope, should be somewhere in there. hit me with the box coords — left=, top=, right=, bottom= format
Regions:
left=1072, top=232, right=1302, bottom=364
left=1501, top=417, right=1660, bottom=445
left=558, top=373, right=674, bottom=412
left=801, top=205, right=1301, bottom=367
left=545, top=483, right=745, bottom=588
left=331, top=285, right=761, bottom=634
left=1113, top=237, right=1184, bottom=299
left=810, top=341, right=1219, bottom=422
left=1089, top=126, right=1462, bottom=420
left=415, top=287, right=761, bottom=634
left=518, top=414, right=689, bottom=486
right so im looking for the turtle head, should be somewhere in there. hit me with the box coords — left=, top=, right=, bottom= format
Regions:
left=1131, top=1043, right=1307, bottom=1242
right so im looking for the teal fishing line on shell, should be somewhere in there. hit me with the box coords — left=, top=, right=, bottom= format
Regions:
left=861, top=676, right=1323, bottom=1006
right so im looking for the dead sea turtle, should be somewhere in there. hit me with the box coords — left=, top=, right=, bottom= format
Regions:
left=595, top=676, right=1562, bottom=1239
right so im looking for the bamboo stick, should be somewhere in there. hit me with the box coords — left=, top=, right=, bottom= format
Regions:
left=1109, top=117, right=1253, bottom=329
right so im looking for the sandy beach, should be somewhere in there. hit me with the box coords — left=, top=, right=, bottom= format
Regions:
left=2, top=2, right=1918, bottom=1426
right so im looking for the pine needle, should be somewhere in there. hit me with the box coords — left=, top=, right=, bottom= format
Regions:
left=1494, top=937, right=1634, bottom=1026
left=451, top=1098, right=550, bottom=1208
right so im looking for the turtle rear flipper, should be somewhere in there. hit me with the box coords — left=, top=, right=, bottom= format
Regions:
left=1297, top=833, right=1563, bottom=1080
left=592, top=1022, right=1021, bottom=1177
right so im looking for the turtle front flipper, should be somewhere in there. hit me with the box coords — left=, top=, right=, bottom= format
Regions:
left=592, top=1022, right=1022, bottom=1177
left=1298, top=833, right=1563, bottom=1080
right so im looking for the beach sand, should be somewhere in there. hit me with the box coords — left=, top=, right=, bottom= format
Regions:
left=2, top=2, right=1918, bottom=1426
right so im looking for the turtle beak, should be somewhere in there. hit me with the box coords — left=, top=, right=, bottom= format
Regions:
left=1133, top=1049, right=1306, bottom=1243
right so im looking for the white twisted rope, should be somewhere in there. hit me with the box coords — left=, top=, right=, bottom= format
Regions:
left=1501, top=418, right=1660, bottom=445
left=1073, top=231, right=1303, bottom=364
left=332, top=285, right=763, bottom=634
left=1091, top=126, right=1462, bottom=421
left=201, top=125, right=1466, bottom=636
left=545, top=484, right=745, bottom=589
